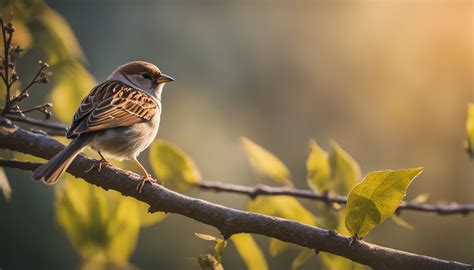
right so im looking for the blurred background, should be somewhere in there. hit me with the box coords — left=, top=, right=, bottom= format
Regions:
left=0, top=0, right=473, bottom=269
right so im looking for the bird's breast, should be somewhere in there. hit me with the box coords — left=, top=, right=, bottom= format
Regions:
left=90, top=112, right=161, bottom=160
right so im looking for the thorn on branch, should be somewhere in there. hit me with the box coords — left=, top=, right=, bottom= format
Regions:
left=348, top=235, right=361, bottom=246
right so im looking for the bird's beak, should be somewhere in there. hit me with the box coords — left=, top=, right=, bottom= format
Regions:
left=157, top=74, right=175, bottom=84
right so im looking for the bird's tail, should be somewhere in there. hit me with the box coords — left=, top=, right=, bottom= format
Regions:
left=33, top=135, right=92, bottom=184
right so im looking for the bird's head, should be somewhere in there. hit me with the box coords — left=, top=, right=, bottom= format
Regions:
left=109, top=61, right=174, bottom=98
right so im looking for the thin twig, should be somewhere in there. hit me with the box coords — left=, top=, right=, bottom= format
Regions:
left=0, top=119, right=471, bottom=270
left=10, top=62, right=49, bottom=105
left=197, top=181, right=474, bottom=216
left=4, top=113, right=67, bottom=135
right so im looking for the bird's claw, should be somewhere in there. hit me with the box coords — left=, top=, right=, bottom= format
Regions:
left=137, top=174, right=155, bottom=193
left=85, top=159, right=110, bottom=173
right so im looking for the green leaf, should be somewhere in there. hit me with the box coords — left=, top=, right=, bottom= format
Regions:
left=269, top=239, right=288, bottom=256
left=55, top=176, right=144, bottom=264
left=214, top=239, right=227, bottom=263
left=465, top=103, right=474, bottom=157
left=50, top=61, right=96, bottom=123
left=344, top=168, right=423, bottom=237
left=321, top=253, right=368, bottom=270
left=231, top=234, right=268, bottom=270
left=329, top=141, right=362, bottom=195
left=247, top=196, right=316, bottom=226
left=0, top=168, right=12, bottom=201
left=248, top=196, right=316, bottom=256
left=135, top=200, right=166, bottom=228
left=149, top=139, right=201, bottom=191
left=291, top=248, right=314, bottom=270
left=241, top=137, right=293, bottom=186
left=306, top=140, right=331, bottom=192
left=390, top=215, right=414, bottom=230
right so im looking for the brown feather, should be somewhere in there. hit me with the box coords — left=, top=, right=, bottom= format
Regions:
left=66, top=80, right=158, bottom=138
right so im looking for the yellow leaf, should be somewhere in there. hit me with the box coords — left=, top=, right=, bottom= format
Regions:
left=135, top=200, right=166, bottom=228
left=465, top=103, right=474, bottom=157
left=306, top=139, right=331, bottom=192
left=291, top=248, right=314, bottom=270
left=55, top=176, right=143, bottom=264
left=247, top=196, right=316, bottom=226
left=214, top=239, right=227, bottom=263
left=248, top=196, right=316, bottom=256
left=149, top=139, right=201, bottom=191
left=231, top=234, right=268, bottom=270
left=344, top=168, right=423, bottom=237
left=329, top=141, right=361, bottom=195
left=241, top=137, right=293, bottom=186
left=321, top=252, right=368, bottom=270
left=269, top=239, right=288, bottom=256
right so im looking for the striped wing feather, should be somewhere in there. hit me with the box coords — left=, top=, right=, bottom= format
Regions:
left=66, top=81, right=158, bottom=138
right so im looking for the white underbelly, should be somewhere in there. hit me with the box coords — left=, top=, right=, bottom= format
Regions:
left=90, top=114, right=161, bottom=160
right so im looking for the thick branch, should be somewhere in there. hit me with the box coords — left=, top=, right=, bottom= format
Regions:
left=198, top=181, right=474, bottom=216
left=0, top=118, right=471, bottom=270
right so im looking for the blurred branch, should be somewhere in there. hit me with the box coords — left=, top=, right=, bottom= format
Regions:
left=4, top=113, right=67, bottom=135
left=0, top=118, right=471, bottom=270
left=197, top=181, right=474, bottom=216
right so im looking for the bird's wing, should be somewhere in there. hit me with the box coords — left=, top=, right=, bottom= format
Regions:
left=66, top=80, right=158, bottom=138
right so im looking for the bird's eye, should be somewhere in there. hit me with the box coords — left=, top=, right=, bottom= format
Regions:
left=142, top=72, right=152, bottom=80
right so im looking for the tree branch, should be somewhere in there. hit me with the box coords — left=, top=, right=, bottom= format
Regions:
left=0, top=118, right=471, bottom=270
left=3, top=110, right=472, bottom=217
left=3, top=113, right=67, bottom=135
left=197, top=181, right=474, bottom=216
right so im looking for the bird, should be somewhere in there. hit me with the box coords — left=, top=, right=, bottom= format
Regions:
left=32, top=61, right=174, bottom=192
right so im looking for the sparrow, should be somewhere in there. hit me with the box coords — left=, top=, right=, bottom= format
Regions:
left=32, top=61, right=174, bottom=192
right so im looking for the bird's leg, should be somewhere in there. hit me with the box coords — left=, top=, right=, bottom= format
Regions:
left=85, top=151, right=110, bottom=173
left=133, top=158, right=155, bottom=193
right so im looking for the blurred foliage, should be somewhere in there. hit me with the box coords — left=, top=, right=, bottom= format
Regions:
left=56, top=175, right=165, bottom=267
left=1, top=0, right=94, bottom=122
left=149, top=139, right=202, bottom=192
left=390, top=215, right=414, bottom=231
left=194, top=233, right=227, bottom=264
left=247, top=196, right=316, bottom=257
left=50, top=60, right=95, bottom=122
left=241, top=137, right=293, bottom=187
left=231, top=234, right=268, bottom=270
left=465, top=103, right=474, bottom=157
left=1, top=1, right=469, bottom=269
left=344, top=168, right=423, bottom=238
left=290, top=248, right=314, bottom=270
left=196, top=254, right=224, bottom=270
